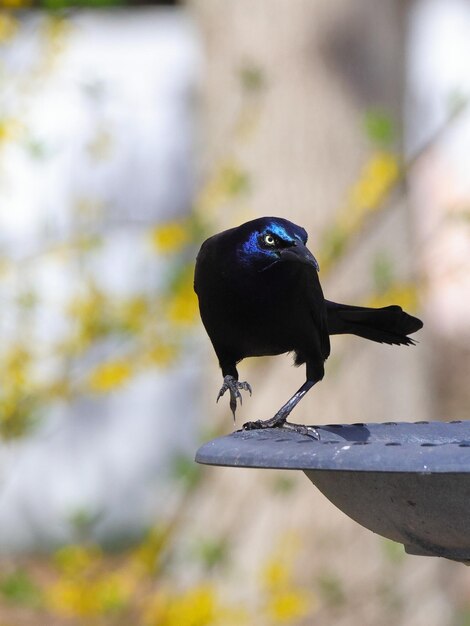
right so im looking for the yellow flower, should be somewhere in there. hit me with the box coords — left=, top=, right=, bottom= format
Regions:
left=150, top=221, right=190, bottom=254
left=130, top=526, right=167, bottom=576
left=47, top=575, right=131, bottom=618
left=0, top=391, right=36, bottom=439
left=67, top=286, right=109, bottom=347
left=167, top=288, right=198, bottom=326
left=46, top=378, right=73, bottom=401
left=1, top=344, right=31, bottom=389
left=119, top=296, right=149, bottom=333
left=54, top=545, right=102, bottom=577
left=88, top=360, right=132, bottom=393
left=42, top=13, right=71, bottom=42
left=318, top=151, right=401, bottom=273
left=0, top=117, right=23, bottom=143
left=145, top=342, right=178, bottom=367
left=166, top=270, right=199, bottom=326
left=144, top=585, right=218, bottom=626
left=169, top=585, right=216, bottom=626
left=198, top=160, right=250, bottom=215
left=47, top=579, right=91, bottom=617
left=94, top=572, right=133, bottom=614
left=349, top=151, right=399, bottom=213
left=0, top=11, right=17, bottom=41
left=261, top=558, right=291, bottom=590
left=367, top=282, right=419, bottom=312
left=267, top=589, right=311, bottom=623
left=48, top=546, right=134, bottom=618
left=0, top=344, right=37, bottom=438
left=0, top=1, right=28, bottom=11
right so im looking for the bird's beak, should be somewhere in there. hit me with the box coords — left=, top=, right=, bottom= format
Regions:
left=280, top=241, right=320, bottom=271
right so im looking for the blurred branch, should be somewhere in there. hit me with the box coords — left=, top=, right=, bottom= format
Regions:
left=319, top=97, right=469, bottom=279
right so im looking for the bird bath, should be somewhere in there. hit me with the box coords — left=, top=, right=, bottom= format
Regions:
left=195, top=421, right=470, bottom=563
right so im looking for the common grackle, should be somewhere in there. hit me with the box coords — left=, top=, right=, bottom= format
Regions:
left=194, top=217, right=423, bottom=438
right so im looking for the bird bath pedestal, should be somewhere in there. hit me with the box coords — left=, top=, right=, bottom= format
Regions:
left=196, top=421, right=470, bottom=563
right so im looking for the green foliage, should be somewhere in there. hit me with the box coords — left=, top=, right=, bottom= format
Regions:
left=170, top=452, right=204, bottom=489
left=16, top=289, right=39, bottom=311
left=0, top=569, right=43, bottom=607
left=320, top=226, right=348, bottom=265
left=270, top=473, right=297, bottom=494
left=316, top=572, right=345, bottom=607
left=25, top=138, right=51, bottom=160
left=381, top=538, right=405, bottom=564
left=364, top=109, right=395, bottom=147
left=453, top=208, right=470, bottom=222
left=0, top=395, right=41, bottom=440
left=219, top=162, right=251, bottom=198
left=43, top=0, right=124, bottom=8
left=454, top=609, right=470, bottom=626
left=239, top=62, right=266, bottom=94
left=68, top=508, right=103, bottom=542
left=372, top=251, right=395, bottom=293
left=191, top=537, right=230, bottom=572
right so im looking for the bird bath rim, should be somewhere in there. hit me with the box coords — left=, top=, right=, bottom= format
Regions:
left=195, top=420, right=470, bottom=474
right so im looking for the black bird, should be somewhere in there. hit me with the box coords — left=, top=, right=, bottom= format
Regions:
left=194, top=217, right=423, bottom=437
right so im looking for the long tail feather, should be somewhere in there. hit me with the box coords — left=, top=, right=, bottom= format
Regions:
left=325, top=300, right=423, bottom=346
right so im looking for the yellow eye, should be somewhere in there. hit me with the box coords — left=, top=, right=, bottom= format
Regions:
left=264, top=234, right=275, bottom=246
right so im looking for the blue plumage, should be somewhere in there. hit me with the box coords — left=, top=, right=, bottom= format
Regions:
left=268, top=220, right=306, bottom=244
left=238, top=217, right=309, bottom=267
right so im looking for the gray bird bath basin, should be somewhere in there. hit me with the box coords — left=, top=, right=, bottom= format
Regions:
left=195, top=421, right=470, bottom=563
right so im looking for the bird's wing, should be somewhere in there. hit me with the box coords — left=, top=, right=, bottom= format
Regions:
left=306, top=270, right=331, bottom=359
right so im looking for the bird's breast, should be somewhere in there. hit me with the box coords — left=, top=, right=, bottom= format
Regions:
left=202, top=270, right=315, bottom=356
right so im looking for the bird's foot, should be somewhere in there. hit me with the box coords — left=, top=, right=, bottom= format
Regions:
left=242, top=418, right=319, bottom=440
left=216, top=375, right=252, bottom=421
left=281, top=421, right=320, bottom=439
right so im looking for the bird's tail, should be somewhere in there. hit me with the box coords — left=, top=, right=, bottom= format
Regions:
left=325, top=300, right=423, bottom=346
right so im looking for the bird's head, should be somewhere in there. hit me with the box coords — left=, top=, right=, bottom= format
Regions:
left=236, top=217, right=319, bottom=273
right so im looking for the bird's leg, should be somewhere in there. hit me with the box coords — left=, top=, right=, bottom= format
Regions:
left=243, top=380, right=319, bottom=439
left=217, top=375, right=252, bottom=422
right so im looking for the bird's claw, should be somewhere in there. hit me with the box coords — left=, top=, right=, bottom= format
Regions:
left=282, top=422, right=320, bottom=440
left=216, top=375, right=252, bottom=421
left=242, top=419, right=319, bottom=440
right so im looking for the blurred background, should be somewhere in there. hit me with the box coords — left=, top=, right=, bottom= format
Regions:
left=0, top=0, right=469, bottom=624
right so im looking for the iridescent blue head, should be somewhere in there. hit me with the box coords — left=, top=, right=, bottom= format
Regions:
left=236, top=217, right=319, bottom=272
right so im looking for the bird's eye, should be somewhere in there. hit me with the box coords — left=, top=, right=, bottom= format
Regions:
left=264, top=234, right=276, bottom=246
